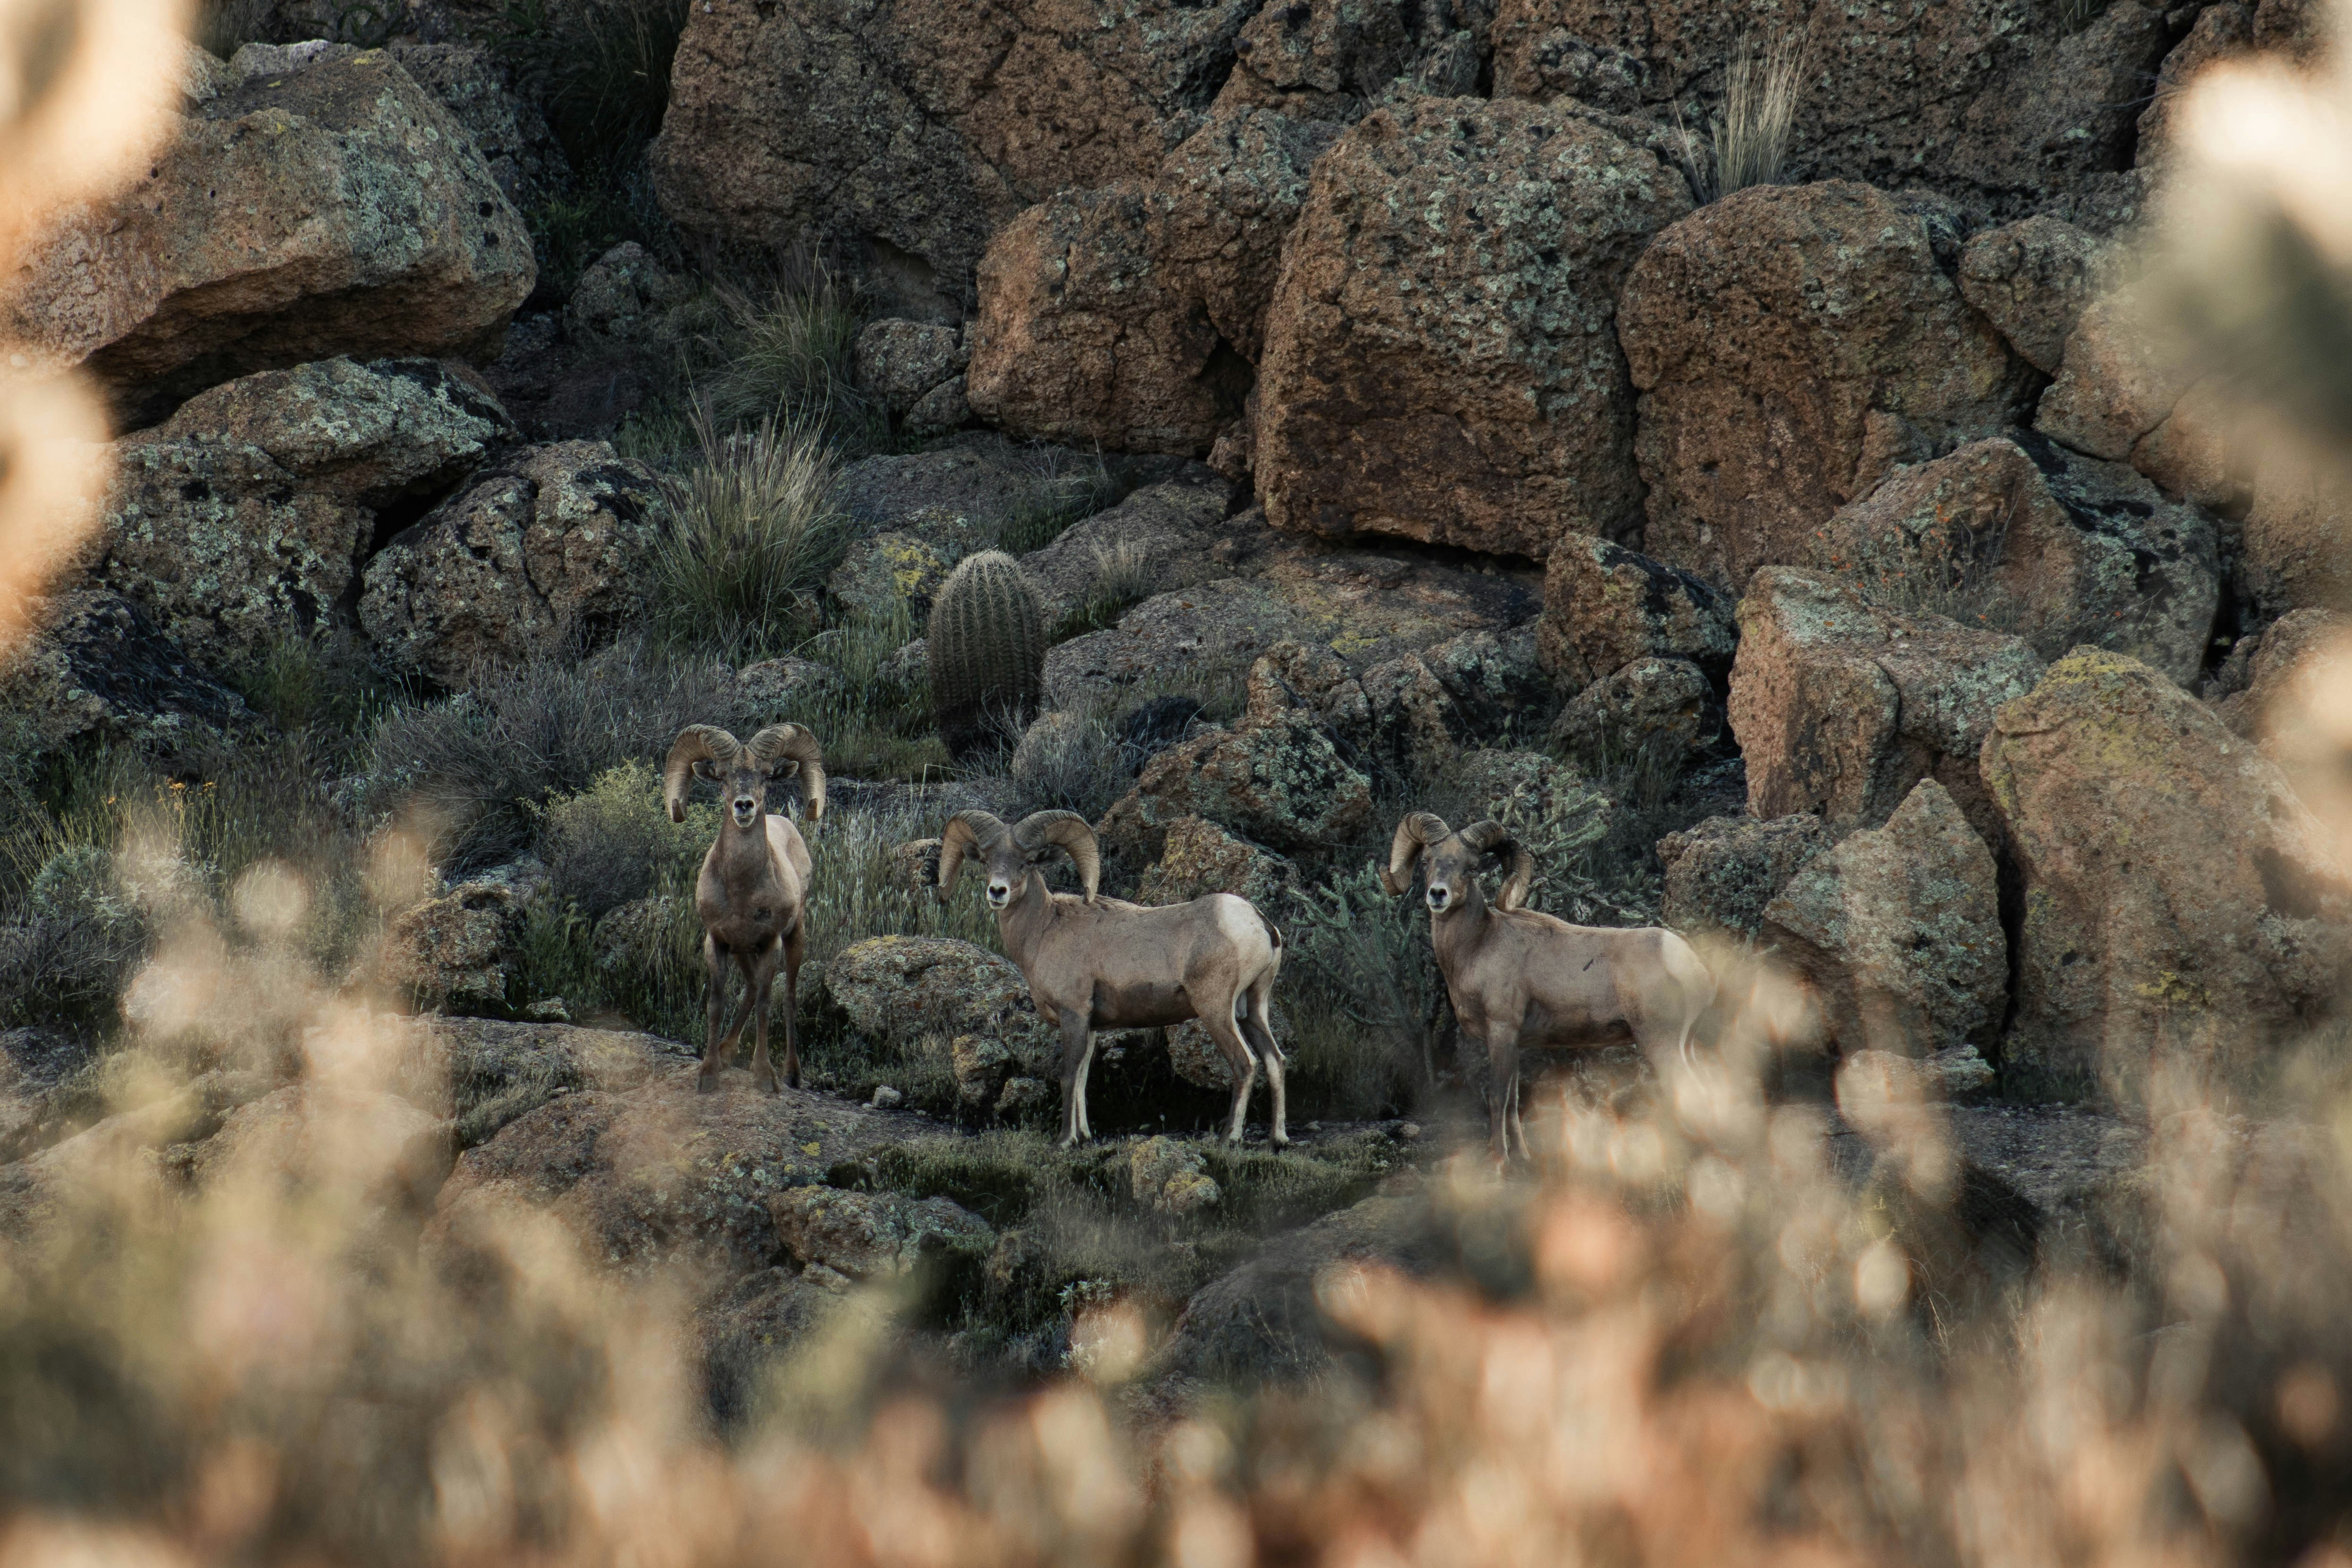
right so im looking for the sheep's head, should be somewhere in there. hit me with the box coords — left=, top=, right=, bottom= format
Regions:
left=936, top=809, right=1100, bottom=909
left=663, top=724, right=826, bottom=830
left=1381, top=813, right=1533, bottom=915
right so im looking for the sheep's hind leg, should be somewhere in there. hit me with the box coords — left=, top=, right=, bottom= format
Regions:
left=747, top=939, right=783, bottom=1095
left=1236, top=990, right=1286, bottom=1148
left=1202, top=1001, right=1260, bottom=1145
left=778, top=924, right=806, bottom=1090
left=1484, top=1023, right=1521, bottom=1166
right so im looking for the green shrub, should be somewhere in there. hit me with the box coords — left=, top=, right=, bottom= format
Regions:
left=798, top=604, right=952, bottom=782
left=995, top=453, right=1134, bottom=557
left=651, top=409, right=850, bottom=660
left=1672, top=34, right=1805, bottom=203
left=533, top=761, right=713, bottom=920
left=1280, top=863, right=1445, bottom=1118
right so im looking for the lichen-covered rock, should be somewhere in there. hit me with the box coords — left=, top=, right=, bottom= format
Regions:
left=93, top=437, right=366, bottom=667
left=388, top=42, right=571, bottom=210
left=906, top=377, right=973, bottom=437
left=566, top=243, right=694, bottom=348
left=1548, top=655, right=1716, bottom=771
left=1982, top=649, right=2352, bottom=1094
left=950, top=1035, right=1013, bottom=1108
left=854, top=319, right=967, bottom=416
left=735, top=654, right=843, bottom=719
left=1255, top=98, right=1691, bottom=555
left=1134, top=815, right=1296, bottom=908
left=651, top=0, right=1264, bottom=312
left=1537, top=532, right=1736, bottom=692
left=967, top=105, right=1338, bottom=453
left=1956, top=216, right=2124, bottom=377
left=1016, top=468, right=1235, bottom=623
left=822, top=937, right=1048, bottom=1056
left=1730, top=567, right=2045, bottom=833
left=1213, top=0, right=1473, bottom=122
left=1761, top=780, right=2007, bottom=1056
left=830, top=436, right=1111, bottom=544
left=1657, top=814, right=1838, bottom=944
left=1810, top=433, right=2220, bottom=686
left=769, top=1186, right=995, bottom=1280
left=1490, top=0, right=2169, bottom=219
left=2033, top=281, right=2196, bottom=465
left=5, top=51, right=533, bottom=408
left=2215, top=608, right=2352, bottom=747
left=0, top=590, right=251, bottom=758
left=824, top=510, right=995, bottom=622
left=1130, top=1134, right=1221, bottom=1218
left=1619, top=182, right=2035, bottom=590
left=1098, top=711, right=1373, bottom=862
left=376, top=874, right=539, bottom=1012
left=358, top=441, right=667, bottom=683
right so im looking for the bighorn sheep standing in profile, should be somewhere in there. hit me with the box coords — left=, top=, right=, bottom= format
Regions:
left=1383, top=813, right=1714, bottom=1162
left=664, top=724, right=825, bottom=1094
left=936, top=809, right=1288, bottom=1149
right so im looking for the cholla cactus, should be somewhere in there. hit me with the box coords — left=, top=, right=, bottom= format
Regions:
left=927, top=550, right=1047, bottom=758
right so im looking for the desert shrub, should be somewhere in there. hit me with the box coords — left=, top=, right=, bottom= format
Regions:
left=224, top=627, right=406, bottom=741
left=651, top=408, right=850, bottom=660
left=1833, top=506, right=2026, bottom=635
left=365, top=641, right=747, bottom=871
left=1008, top=706, right=1133, bottom=822
left=995, top=452, right=1135, bottom=557
left=1674, top=34, right=1805, bottom=202
left=798, top=603, right=953, bottom=782
left=1047, top=536, right=1156, bottom=643
left=0, top=844, right=146, bottom=1026
left=1280, top=863, right=1447, bottom=1118
left=532, top=760, right=713, bottom=920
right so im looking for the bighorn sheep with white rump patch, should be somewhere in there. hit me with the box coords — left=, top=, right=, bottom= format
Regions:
left=664, top=723, right=825, bottom=1094
left=1382, top=813, right=1714, bottom=1162
left=935, top=809, right=1288, bottom=1148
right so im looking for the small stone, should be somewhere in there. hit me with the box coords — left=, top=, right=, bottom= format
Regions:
left=1397, top=1122, right=1422, bottom=1141
left=996, top=1077, right=1050, bottom=1118
left=870, top=1085, right=904, bottom=1110
left=524, top=997, right=572, bottom=1023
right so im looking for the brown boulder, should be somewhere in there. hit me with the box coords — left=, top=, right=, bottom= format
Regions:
left=967, top=107, right=1338, bottom=454
left=357, top=441, right=667, bottom=683
left=1214, top=0, right=1475, bottom=122
left=5, top=52, right=532, bottom=411
left=1537, top=531, right=1736, bottom=691
left=1135, top=816, right=1296, bottom=908
left=1016, top=467, right=1236, bottom=625
left=1548, top=654, right=1716, bottom=771
left=1956, top=215, right=2124, bottom=377
left=1982, top=648, right=2352, bottom=1094
left=1657, top=814, right=1837, bottom=944
left=1255, top=98, right=1691, bottom=555
left=650, top=0, right=1262, bottom=315
left=769, top=1186, right=995, bottom=1281
left=387, top=41, right=571, bottom=211
left=2137, top=0, right=2326, bottom=168
left=1620, top=182, right=2034, bottom=591
left=2215, top=608, right=2352, bottom=747
left=1760, top=779, right=2007, bottom=1056
left=853, top=320, right=967, bottom=418
left=1729, top=567, right=2045, bottom=832
left=2241, top=464, right=2352, bottom=622
left=2033, top=281, right=2197, bottom=463
left=1809, top=433, right=2221, bottom=686
left=1098, top=710, right=1373, bottom=861
left=1491, top=0, right=2168, bottom=217
left=821, top=937, right=1050, bottom=1060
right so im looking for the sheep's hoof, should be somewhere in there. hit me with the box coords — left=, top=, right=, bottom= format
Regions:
left=752, top=1071, right=777, bottom=1094
left=696, top=1071, right=720, bottom=1095
left=1270, top=1132, right=1291, bottom=1149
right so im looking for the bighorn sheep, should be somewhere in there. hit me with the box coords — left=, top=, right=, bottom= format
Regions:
left=1382, top=813, right=1714, bottom=1161
left=935, top=809, right=1288, bottom=1148
left=663, top=724, right=826, bottom=1094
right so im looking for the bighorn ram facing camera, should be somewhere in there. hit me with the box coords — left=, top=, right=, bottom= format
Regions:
left=936, top=809, right=1288, bottom=1148
left=1383, top=812, right=1714, bottom=1162
left=664, top=723, right=826, bottom=1094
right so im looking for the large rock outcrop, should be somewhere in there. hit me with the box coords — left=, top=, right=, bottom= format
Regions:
left=1537, top=532, right=1737, bottom=692
left=1618, top=182, right=2035, bottom=591
left=5, top=51, right=533, bottom=411
left=1760, top=780, right=2007, bottom=1057
left=1098, top=707, right=1374, bottom=862
left=358, top=441, right=667, bottom=683
left=1489, top=0, right=2170, bottom=219
left=0, top=590, right=251, bottom=759
left=649, top=0, right=1263, bottom=315
left=1253, top=98, right=1692, bottom=556
left=967, top=106, right=1339, bottom=454
left=1810, top=433, right=2220, bottom=686
left=1955, top=215, right=2124, bottom=378
left=1729, top=567, right=2045, bottom=834
left=1982, top=649, right=2352, bottom=1094
left=1213, top=0, right=1481, bottom=122
left=1656, top=814, right=1837, bottom=944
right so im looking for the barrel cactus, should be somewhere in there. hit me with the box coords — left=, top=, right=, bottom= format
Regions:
left=928, top=550, right=1047, bottom=757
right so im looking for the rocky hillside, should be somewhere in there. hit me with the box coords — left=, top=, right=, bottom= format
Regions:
left=2, top=0, right=2352, bottom=1551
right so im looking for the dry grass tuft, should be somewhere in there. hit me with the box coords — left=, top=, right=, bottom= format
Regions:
left=1676, top=33, right=1807, bottom=203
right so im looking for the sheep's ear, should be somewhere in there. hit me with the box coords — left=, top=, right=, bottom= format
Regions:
left=692, top=759, right=720, bottom=781
left=769, top=758, right=801, bottom=780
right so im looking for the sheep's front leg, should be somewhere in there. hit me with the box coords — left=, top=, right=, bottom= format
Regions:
left=1202, top=1002, right=1260, bottom=1145
left=746, top=938, right=783, bottom=1095
left=1484, top=1022, right=1521, bottom=1166
left=1238, top=985, right=1288, bottom=1148
left=699, top=934, right=733, bottom=1093
left=777, top=924, right=806, bottom=1091
left=1056, top=1009, right=1093, bottom=1148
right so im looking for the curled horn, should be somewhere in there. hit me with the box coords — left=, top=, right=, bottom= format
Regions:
left=747, top=723, right=826, bottom=821
left=1014, top=810, right=1101, bottom=903
left=936, top=811, right=1009, bottom=903
left=1460, top=820, right=1534, bottom=912
left=1380, top=812, right=1451, bottom=897
left=663, top=726, right=743, bottom=823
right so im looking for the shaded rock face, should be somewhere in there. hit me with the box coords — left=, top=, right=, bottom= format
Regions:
left=1657, top=814, right=1837, bottom=944
left=1761, top=780, right=2007, bottom=1057
left=1255, top=99, right=1691, bottom=557
left=387, top=42, right=571, bottom=212
left=1619, top=182, right=2035, bottom=591
left=6, top=52, right=533, bottom=412
left=1490, top=0, right=2169, bottom=219
left=191, top=1085, right=455, bottom=1208
left=1243, top=629, right=1554, bottom=784
left=1135, top=815, right=1296, bottom=908
left=1215, top=0, right=1478, bottom=122
left=1537, top=532, right=1736, bottom=692
left=650, top=0, right=1262, bottom=316
left=821, top=937, right=1049, bottom=1058
left=2033, top=281, right=2195, bottom=466
left=1017, top=467, right=1236, bottom=625
left=1549, top=655, right=1716, bottom=771
left=1729, top=567, right=2045, bottom=835
left=1810, top=434, right=2221, bottom=687
left=770, top=1186, right=995, bottom=1281
left=1098, top=707, right=1374, bottom=861
left=0, top=591, right=251, bottom=759
left=968, top=106, right=1338, bottom=454
left=419, top=1014, right=696, bottom=1149
left=1956, top=216, right=2123, bottom=378
left=1983, top=649, right=2352, bottom=1095
left=2240, top=464, right=2352, bottom=625
left=566, top=243, right=694, bottom=349
left=2136, top=0, right=2328, bottom=167
left=854, top=320, right=968, bottom=418
left=358, top=441, right=667, bottom=684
